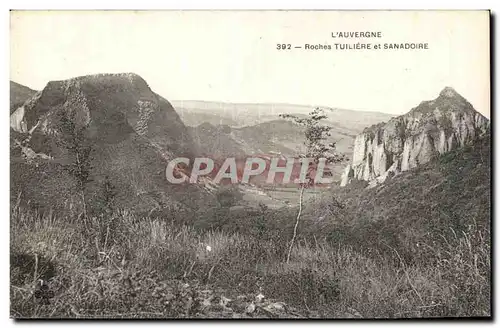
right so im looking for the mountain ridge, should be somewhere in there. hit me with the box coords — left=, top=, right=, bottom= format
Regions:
left=172, top=100, right=394, bottom=130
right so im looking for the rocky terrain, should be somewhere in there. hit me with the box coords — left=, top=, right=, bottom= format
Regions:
left=340, top=87, right=490, bottom=187
left=10, top=77, right=391, bottom=215
left=10, top=74, right=208, bottom=215
left=11, top=134, right=490, bottom=319
left=10, top=76, right=491, bottom=319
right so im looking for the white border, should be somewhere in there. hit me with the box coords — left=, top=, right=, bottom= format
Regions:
left=2, top=1, right=498, bottom=327
left=3, top=1, right=499, bottom=10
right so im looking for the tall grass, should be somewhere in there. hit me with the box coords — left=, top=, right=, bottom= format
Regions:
left=11, top=204, right=490, bottom=318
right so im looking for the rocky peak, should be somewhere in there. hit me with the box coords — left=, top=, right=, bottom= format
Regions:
left=439, top=86, right=462, bottom=99
left=340, top=88, right=489, bottom=187
left=11, top=73, right=195, bottom=157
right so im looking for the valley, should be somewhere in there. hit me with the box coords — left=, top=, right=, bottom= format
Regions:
left=9, top=75, right=491, bottom=319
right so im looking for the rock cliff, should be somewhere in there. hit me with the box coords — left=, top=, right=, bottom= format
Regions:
left=10, top=73, right=207, bottom=214
left=340, top=87, right=489, bottom=187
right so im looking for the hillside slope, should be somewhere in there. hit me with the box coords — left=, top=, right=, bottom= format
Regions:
left=10, top=73, right=206, bottom=214
left=178, top=101, right=393, bottom=183
left=10, top=81, right=36, bottom=114
left=188, top=119, right=355, bottom=181
left=304, top=135, right=491, bottom=264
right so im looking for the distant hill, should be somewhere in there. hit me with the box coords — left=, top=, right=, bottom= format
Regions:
left=171, top=100, right=394, bottom=131
left=189, top=123, right=247, bottom=158
left=174, top=100, right=393, bottom=182
left=10, top=81, right=36, bottom=114
left=188, top=119, right=356, bottom=180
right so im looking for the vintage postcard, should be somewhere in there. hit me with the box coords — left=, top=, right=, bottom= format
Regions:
left=10, top=10, right=491, bottom=319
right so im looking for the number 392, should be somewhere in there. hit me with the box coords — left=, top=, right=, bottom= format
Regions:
left=277, top=44, right=291, bottom=50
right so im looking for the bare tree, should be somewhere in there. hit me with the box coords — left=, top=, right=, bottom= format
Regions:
left=280, top=108, right=345, bottom=263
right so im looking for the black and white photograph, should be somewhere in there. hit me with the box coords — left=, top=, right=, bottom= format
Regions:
left=9, top=10, right=491, bottom=319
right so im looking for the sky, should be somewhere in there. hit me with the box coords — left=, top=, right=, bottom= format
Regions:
left=10, top=11, right=490, bottom=117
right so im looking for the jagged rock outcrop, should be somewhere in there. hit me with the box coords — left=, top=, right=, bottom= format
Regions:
left=10, top=73, right=207, bottom=214
left=340, top=87, right=490, bottom=187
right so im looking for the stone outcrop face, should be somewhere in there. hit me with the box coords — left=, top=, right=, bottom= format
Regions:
left=340, top=87, right=489, bottom=187
left=10, top=73, right=207, bottom=213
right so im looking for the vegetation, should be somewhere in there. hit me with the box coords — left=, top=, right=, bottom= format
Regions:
left=280, top=108, right=345, bottom=263
left=11, top=137, right=490, bottom=318
left=56, top=109, right=94, bottom=222
left=10, top=77, right=490, bottom=319
left=10, top=202, right=489, bottom=318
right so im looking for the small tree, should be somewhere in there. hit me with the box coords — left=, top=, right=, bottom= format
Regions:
left=280, top=108, right=345, bottom=263
left=57, top=109, right=93, bottom=223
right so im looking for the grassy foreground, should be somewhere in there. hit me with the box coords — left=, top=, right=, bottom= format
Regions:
left=11, top=202, right=490, bottom=318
